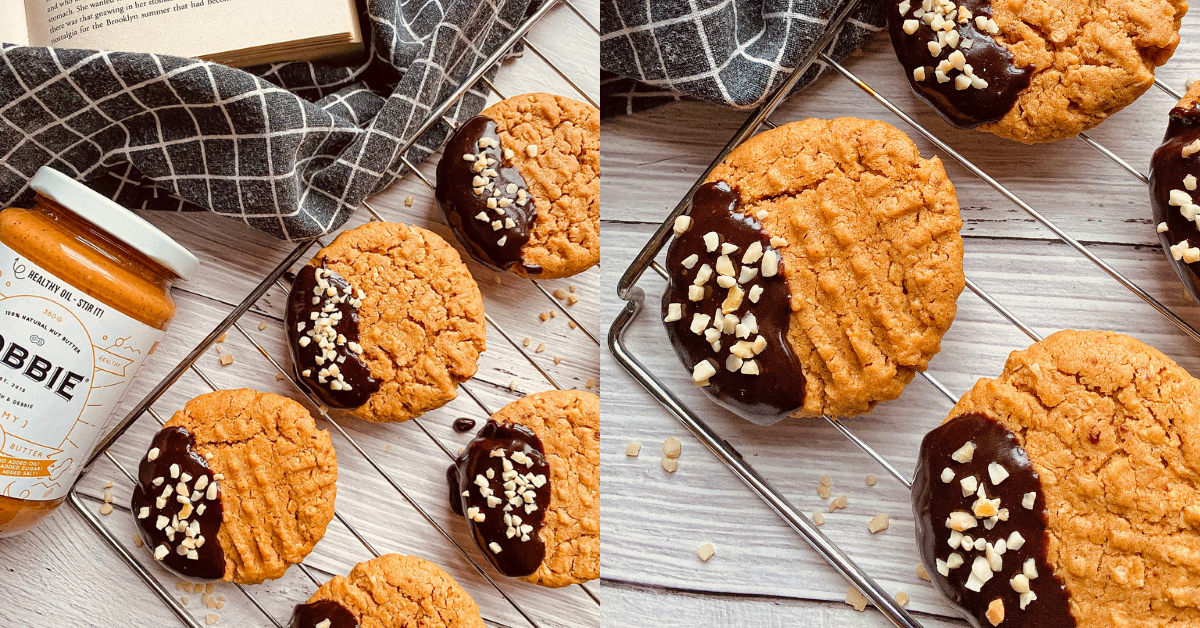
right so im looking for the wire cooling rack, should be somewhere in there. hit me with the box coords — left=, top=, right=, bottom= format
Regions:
left=62, top=2, right=601, bottom=627
left=608, top=1, right=1196, bottom=625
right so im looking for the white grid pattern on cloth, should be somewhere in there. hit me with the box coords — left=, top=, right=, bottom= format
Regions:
left=0, top=0, right=537, bottom=241
left=599, top=0, right=885, bottom=117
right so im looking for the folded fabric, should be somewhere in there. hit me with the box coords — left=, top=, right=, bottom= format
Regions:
left=0, top=0, right=533, bottom=241
left=600, top=0, right=885, bottom=117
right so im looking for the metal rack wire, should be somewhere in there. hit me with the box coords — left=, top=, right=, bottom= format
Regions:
left=608, top=2, right=1196, bottom=626
left=65, top=2, right=601, bottom=626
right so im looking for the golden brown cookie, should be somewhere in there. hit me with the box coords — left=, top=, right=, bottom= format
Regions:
left=888, top=0, right=1186, bottom=143
left=448, top=390, right=599, bottom=588
left=663, top=118, right=964, bottom=421
left=290, top=554, right=485, bottom=628
left=914, top=330, right=1200, bottom=627
left=285, top=221, right=487, bottom=423
left=436, top=93, right=599, bottom=279
left=132, top=389, right=337, bottom=585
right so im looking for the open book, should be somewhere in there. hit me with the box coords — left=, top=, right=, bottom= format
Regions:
left=0, top=0, right=363, bottom=67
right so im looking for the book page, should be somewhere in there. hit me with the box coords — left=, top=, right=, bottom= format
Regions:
left=23, top=0, right=358, bottom=57
left=0, top=0, right=30, bottom=46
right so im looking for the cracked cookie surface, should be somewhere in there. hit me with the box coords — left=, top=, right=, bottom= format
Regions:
left=312, top=221, right=487, bottom=423
left=948, top=330, right=1200, bottom=626
left=489, top=390, right=600, bottom=587
left=304, top=553, right=485, bottom=628
left=164, top=389, right=337, bottom=585
left=704, top=118, right=964, bottom=418
left=983, top=0, right=1186, bottom=143
left=480, top=93, right=599, bottom=279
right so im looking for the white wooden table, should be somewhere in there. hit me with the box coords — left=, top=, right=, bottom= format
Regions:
left=600, top=14, right=1200, bottom=628
left=0, top=3, right=600, bottom=626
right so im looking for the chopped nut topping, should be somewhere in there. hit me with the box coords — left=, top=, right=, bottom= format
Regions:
left=867, top=513, right=890, bottom=533
left=951, top=441, right=976, bottom=463
left=661, top=456, right=679, bottom=473
left=917, top=563, right=931, bottom=581
left=845, top=587, right=869, bottom=612
left=941, top=467, right=955, bottom=483
left=865, top=474, right=877, bottom=487
left=985, top=598, right=1004, bottom=626
left=625, top=442, right=641, bottom=457
left=988, top=462, right=1010, bottom=484
left=697, top=543, right=716, bottom=561
left=1021, top=492, right=1036, bottom=509
left=663, top=437, right=682, bottom=458
left=829, top=494, right=848, bottom=512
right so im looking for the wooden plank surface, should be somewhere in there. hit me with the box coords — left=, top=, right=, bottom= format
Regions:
left=599, top=13, right=1200, bottom=627
left=0, top=3, right=600, bottom=627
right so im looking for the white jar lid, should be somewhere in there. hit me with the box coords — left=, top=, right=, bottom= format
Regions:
left=29, top=167, right=199, bottom=281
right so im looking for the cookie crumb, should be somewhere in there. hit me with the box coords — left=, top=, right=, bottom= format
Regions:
left=540, top=312, right=550, bottom=322
left=661, top=456, right=679, bottom=473
left=553, top=356, right=563, bottom=365
left=99, top=503, right=113, bottom=515
left=868, top=513, right=890, bottom=533
left=626, top=442, right=641, bottom=457
left=493, top=276, right=502, bottom=286
left=258, top=321, right=268, bottom=331
left=553, top=288, right=568, bottom=299
left=523, top=337, right=531, bottom=347
left=917, top=563, right=931, bottom=581
left=180, top=596, right=188, bottom=606
left=697, top=543, right=715, bottom=561
left=386, top=444, right=393, bottom=451
left=663, top=437, right=682, bottom=458
left=818, top=484, right=832, bottom=500
left=205, top=613, right=219, bottom=625
left=569, top=285, right=577, bottom=293
left=813, top=512, right=825, bottom=526
left=829, top=495, right=848, bottom=512
left=216, top=334, right=226, bottom=343
left=103, top=480, right=114, bottom=489
left=133, top=533, right=144, bottom=547
left=404, top=195, right=414, bottom=207
left=986, top=598, right=1004, bottom=625
left=219, top=354, right=234, bottom=366
left=549, top=311, right=557, bottom=318
left=845, top=587, right=869, bottom=612
left=820, top=473, right=832, bottom=486
left=865, top=474, right=878, bottom=487
left=536, top=342, right=546, bottom=353
left=895, top=591, right=909, bottom=607
left=567, top=294, right=579, bottom=305
left=569, top=321, right=578, bottom=329
left=275, top=372, right=284, bottom=381
left=585, top=378, right=596, bottom=389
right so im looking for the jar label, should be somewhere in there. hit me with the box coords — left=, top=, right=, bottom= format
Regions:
left=0, top=244, right=164, bottom=501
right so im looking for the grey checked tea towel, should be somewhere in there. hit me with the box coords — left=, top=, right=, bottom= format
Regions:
left=0, top=0, right=535, bottom=241
left=600, top=0, right=885, bottom=118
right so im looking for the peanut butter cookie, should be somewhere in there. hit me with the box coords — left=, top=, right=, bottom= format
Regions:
left=914, top=330, right=1200, bottom=627
left=888, top=0, right=1186, bottom=143
left=1149, top=80, right=1200, bottom=306
left=289, top=553, right=485, bottom=628
left=448, top=390, right=599, bottom=588
left=436, top=93, right=599, bottom=279
left=663, top=118, right=964, bottom=422
left=131, top=389, right=337, bottom=585
left=285, top=221, right=487, bottom=423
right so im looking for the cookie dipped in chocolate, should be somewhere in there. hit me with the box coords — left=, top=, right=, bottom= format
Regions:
left=286, top=262, right=379, bottom=409
left=447, top=420, right=549, bottom=577
left=131, top=426, right=225, bottom=581
left=289, top=599, right=358, bottom=628
left=887, top=0, right=1031, bottom=128
left=661, top=181, right=803, bottom=425
left=436, top=116, right=538, bottom=274
left=1149, top=103, right=1200, bottom=305
left=912, top=413, right=1073, bottom=628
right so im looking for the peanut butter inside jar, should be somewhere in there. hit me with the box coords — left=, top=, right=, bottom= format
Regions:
left=0, top=167, right=196, bottom=536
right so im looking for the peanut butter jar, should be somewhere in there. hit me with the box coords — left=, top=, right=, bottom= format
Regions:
left=0, top=167, right=198, bottom=536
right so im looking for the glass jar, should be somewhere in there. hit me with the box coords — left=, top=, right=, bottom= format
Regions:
left=0, top=167, right=197, bottom=536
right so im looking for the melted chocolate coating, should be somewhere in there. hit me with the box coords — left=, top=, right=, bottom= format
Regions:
left=661, top=181, right=804, bottom=424
left=285, top=263, right=379, bottom=409
left=913, top=413, right=1074, bottom=628
left=453, top=417, right=477, bottom=433
left=436, top=116, right=539, bottom=274
left=131, top=426, right=225, bottom=581
left=447, top=420, right=549, bottom=577
left=289, top=599, right=358, bottom=628
left=886, top=0, right=1032, bottom=128
left=1149, top=104, right=1200, bottom=305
